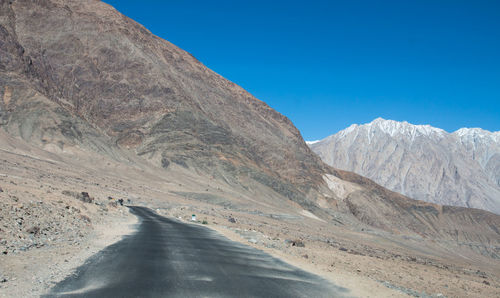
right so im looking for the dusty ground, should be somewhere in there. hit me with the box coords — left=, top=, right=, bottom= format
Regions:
left=0, top=148, right=138, bottom=297
left=0, top=135, right=499, bottom=297
left=161, top=206, right=500, bottom=298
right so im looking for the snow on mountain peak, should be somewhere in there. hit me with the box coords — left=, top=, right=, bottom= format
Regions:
left=454, top=127, right=500, bottom=144
left=335, top=123, right=359, bottom=139
left=317, top=118, right=499, bottom=145
left=455, top=127, right=493, bottom=136
left=455, top=127, right=477, bottom=135
left=364, top=118, right=445, bottom=138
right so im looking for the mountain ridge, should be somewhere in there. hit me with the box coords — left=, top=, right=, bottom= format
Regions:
left=309, top=118, right=500, bottom=214
left=314, top=118, right=500, bottom=142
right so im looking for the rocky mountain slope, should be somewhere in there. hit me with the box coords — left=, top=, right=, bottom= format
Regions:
left=0, top=0, right=329, bottom=210
left=309, top=118, right=500, bottom=214
left=1, top=0, right=499, bottom=272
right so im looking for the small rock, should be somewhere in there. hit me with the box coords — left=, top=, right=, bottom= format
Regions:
left=290, top=239, right=305, bottom=247
left=26, top=226, right=40, bottom=235
left=339, top=247, right=348, bottom=252
left=80, top=215, right=91, bottom=223
left=302, top=254, right=309, bottom=259
left=228, top=216, right=236, bottom=223
left=78, top=192, right=93, bottom=203
left=483, top=280, right=490, bottom=285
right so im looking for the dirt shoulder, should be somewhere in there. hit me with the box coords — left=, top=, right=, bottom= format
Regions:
left=161, top=205, right=500, bottom=298
left=207, top=224, right=405, bottom=298
left=0, top=206, right=137, bottom=298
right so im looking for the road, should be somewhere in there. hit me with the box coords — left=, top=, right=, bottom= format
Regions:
left=45, top=206, right=349, bottom=297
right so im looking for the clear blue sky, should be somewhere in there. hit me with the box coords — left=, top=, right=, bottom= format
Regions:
left=104, top=0, right=499, bottom=140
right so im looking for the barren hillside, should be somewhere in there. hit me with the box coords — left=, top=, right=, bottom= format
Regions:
left=309, top=118, right=500, bottom=214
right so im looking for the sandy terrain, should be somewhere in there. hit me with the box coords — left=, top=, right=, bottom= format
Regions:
left=162, top=207, right=500, bottom=298
left=0, top=136, right=499, bottom=297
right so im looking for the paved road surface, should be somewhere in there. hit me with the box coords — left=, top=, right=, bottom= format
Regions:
left=45, top=206, right=349, bottom=297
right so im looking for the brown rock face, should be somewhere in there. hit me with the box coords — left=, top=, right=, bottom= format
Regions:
left=0, top=0, right=326, bottom=202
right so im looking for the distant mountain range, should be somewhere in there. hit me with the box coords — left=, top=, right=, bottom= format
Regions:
left=308, top=118, right=500, bottom=214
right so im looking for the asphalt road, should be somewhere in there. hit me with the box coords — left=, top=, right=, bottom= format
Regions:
left=45, top=206, right=348, bottom=297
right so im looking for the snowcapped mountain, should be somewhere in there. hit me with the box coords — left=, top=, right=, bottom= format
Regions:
left=308, top=118, right=500, bottom=214
left=333, top=118, right=446, bottom=142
